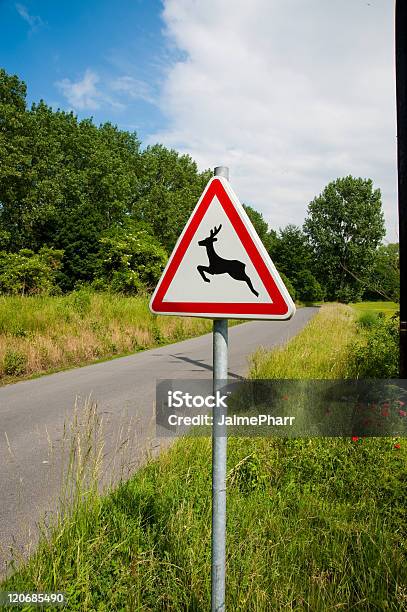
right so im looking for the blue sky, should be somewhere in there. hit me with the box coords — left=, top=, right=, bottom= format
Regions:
left=0, top=1, right=399, bottom=241
left=0, top=0, right=172, bottom=141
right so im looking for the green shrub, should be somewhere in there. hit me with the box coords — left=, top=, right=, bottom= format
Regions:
left=349, top=314, right=399, bottom=378
left=3, top=350, right=27, bottom=375
left=357, top=311, right=380, bottom=329
left=96, top=221, right=167, bottom=294
left=0, top=248, right=63, bottom=296
left=294, top=269, right=325, bottom=303
left=67, top=289, right=92, bottom=316
left=228, top=453, right=267, bottom=494
left=336, top=285, right=363, bottom=304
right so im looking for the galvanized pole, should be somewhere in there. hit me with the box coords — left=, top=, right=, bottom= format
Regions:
left=396, top=0, right=407, bottom=378
left=211, top=165, right=229, bottom=612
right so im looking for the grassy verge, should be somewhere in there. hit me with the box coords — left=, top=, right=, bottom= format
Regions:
left=0, top=292, right=215, bottom=385
left=3, top=303, right=406, bottom=610
left=350, top=300, right=399, bottom=318
left=250, top=302, right=355, bottom=379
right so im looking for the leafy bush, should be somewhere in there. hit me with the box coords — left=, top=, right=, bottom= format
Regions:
left=336, top=285, right=363, bottom=304
left=279, top=272, right=296, bottom=301
left=0, top=248, right=63, bottom=296
left=3, top=349, right=27, bottom=375
left=96, top=221, right=167, bottom=294
left=348, top=313, right=399, bottom=378
left=294, top=269, right=325, bottom=303
left=357, top=311, right=381, bottom=329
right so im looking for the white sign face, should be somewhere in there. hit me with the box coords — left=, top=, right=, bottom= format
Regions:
left=150, top=176, right=296, bottom=320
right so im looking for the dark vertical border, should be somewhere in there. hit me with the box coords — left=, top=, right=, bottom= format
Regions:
left=396, top=0, right=407, bottom=377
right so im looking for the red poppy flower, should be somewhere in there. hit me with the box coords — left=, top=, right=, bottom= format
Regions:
left=352, top=436, right=359, bottom=442
left=381, top=410, right=390, bottom=417
left=394, top=443, right=401, bottom=449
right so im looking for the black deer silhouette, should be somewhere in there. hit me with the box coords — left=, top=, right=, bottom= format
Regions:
left=197, top=225, right=259, bottom=296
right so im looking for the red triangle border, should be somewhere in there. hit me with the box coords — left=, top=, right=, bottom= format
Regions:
left=151, top=178, right=290, bottom=316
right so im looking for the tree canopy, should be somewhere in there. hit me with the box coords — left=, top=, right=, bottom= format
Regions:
left=0, top=68, right=398, bottom=303
left=304, top=176, right=386, bottom=302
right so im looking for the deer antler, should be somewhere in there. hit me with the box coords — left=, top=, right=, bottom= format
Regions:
left=210, top=225, right=222, bottom=238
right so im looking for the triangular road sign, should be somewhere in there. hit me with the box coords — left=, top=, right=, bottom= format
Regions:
left=150, top=176, right=296, bottom=320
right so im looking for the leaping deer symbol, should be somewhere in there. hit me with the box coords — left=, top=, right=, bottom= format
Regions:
left=197, top=225, right=259, bottom=297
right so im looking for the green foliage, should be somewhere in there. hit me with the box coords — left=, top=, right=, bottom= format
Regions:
left=3, top=349, right=27, bottom=375
left=243, top=204, right=277, bottom=253
left=133, top=144, right=212, bottom=251
left=357, top=310, right=381, bottom=329
left=0, top=69, right=397, bottom=306
left=364, top=243, right=400, bottom=302
left=271, top=225, right=324, bottom=302
left=279, top=271, right=296, bottom=301
left=304, top=176, right=385, bottom=302
left=348, top=313, right=399, bottom=378
left=66, top=288, right=92, bottom=316
left=0, top=69, right=30, bottom=255
left=228, top=452, right=267, bottom=494
left=0, top=70, right=215, bottom=291
left=96, top=221, right=167, bottom=294
left=0, top=247, right=63, bottom=295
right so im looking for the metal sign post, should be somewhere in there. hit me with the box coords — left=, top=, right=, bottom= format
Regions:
left=150, top=164, right=295, bottom=611
left=211, top=166, right=229, bottom=612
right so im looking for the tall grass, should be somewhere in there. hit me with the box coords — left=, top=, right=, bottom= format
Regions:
left=2, top=304, right=406, bottom=610
left=250, top=302, right=355, bottom=379
left=0, top=291, right=213, bottom=382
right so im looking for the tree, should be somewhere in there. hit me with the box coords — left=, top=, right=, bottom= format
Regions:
left=270, top=225, right=324, bottom=302
left=364, top=243, right=400, bottom=302
left=94, top=221, right=167, bottom=294
left=0, top=69, right=31, bottom=251
left=243, top=204, right=277, bottom=253
left=133, top=145, right=211, bottom=251
left=304, top=176, right=385, bottom=302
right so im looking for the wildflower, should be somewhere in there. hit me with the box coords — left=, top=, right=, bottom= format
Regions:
left=399, top=410, right=407, bottom=417
left=352, top=436, right=359, bottom=442
left=394, top=443, right=401, bottom=449
left=396, top=400, right=405, bottom=407
left=381, top=409, right=390, bottom=417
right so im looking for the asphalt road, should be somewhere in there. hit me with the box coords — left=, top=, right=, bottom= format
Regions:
left=0, top=307, right=317, bottom=574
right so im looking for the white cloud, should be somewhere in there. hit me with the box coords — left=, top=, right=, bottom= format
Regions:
left=56, top=70, right=158, bottom=114
left=152, top=0, right=398, bottom=240
left=110, top=76, right=156, bottom=105
left=56, top=70, right=102, bottom=110
left=15, top=3, right=43, bottom=31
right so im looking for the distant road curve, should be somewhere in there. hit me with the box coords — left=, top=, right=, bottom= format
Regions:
left=0, top=306, right=318, bottom=574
